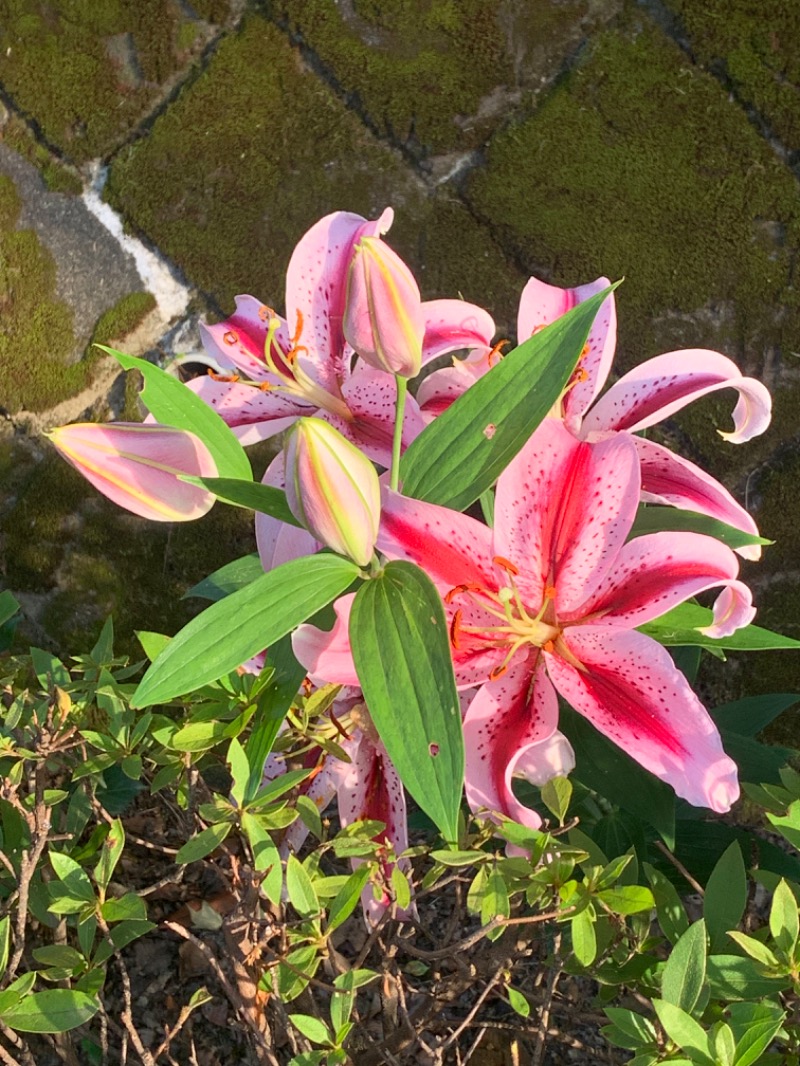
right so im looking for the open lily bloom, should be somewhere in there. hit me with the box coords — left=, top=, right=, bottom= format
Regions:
left=419, top=276, right=771, bottom=559
left=263, top=689, right=412, bottom=925
left=192, top=209, right=495, bottom=464
left=304, top=422, right=754, bottom=827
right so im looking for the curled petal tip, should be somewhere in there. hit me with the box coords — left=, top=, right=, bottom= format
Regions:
left=698, top=582, right=756, bottom=639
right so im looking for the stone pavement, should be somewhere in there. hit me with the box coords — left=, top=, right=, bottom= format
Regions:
left=0, top=0, right=798, bottom=703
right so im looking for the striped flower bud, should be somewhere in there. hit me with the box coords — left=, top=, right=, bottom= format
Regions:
left=284, top=419, right=380, bottom=567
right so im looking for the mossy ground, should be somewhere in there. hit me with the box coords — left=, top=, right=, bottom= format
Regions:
left=664, top=0, right=800, bottom=151
left=89, top=291, right=157, bottom=348
left=0, top=0, right=222, bottom=163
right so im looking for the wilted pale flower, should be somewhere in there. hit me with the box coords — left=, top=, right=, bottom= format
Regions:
left=284, top=418, right=380, bottom=567
left=343, top=236, right=425, bottom=378
left=47, top=423, right=217, bottom=521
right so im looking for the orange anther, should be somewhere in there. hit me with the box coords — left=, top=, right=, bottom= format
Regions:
left=543, top=640, right=555, bottom=654
left=544, top=586, right=557, bottom=600
left=208, top=370, right=240, bottom=383
left=450, top=609, right=463, bottom=650
left=445, top=584, right=469, bottom=604
left=489, top=662, right=509, bottom=681
left=223, top=330, right=238, bottom=345
left=488, top=339, right=508, bottom=366
left=258, top=381, right=274, bottom=391
left=257, top=304, right=272, bottom=322
left=493, top=555, right=519, bottom=575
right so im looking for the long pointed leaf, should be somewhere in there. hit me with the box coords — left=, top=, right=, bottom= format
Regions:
left=350, top=561, right=464, bottom=842
left=100, top=347, right=251, bottom=481
left=640, top=603, right=800, bottom=651
left=133, top=555, right=360, bottom=707
left=244, top=637, right=307, bottom=803
left=629, top=506, right=771, bottom=550
left=399, top=285, right=616, bottom=509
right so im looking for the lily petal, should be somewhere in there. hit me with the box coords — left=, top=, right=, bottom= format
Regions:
left=546, top=627, right=739, bottom=812
left=186, top=376, right=312, bottom=445
left=200, top=295, right=291, bottom=380
left=575, top=531, right=755, bottom=636
left=416, top=347, right=494, bottom=421
left=635, top=436, right=763, bottom=560
left=582, top=350, right=772, bottom=443
left=493, top=420, right=640, bottom=610
left=517, top=276, right=616, bottom=432
left=48, top=422, right=216, bottom=522
left=285, top=209, right=394, bottom=394
left=464, top=655, right=559, bottom=829
left=293, top=593, right=360, bottom=688
left=378, top=488, right=495, bottom=593
left=337, top=729, right=412, bottom=924
left=420, top=299, right=496, bottom=366
left=327, top=362, right=425, bottom=466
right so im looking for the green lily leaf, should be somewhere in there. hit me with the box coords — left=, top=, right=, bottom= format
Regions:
left=133, top=555, right=360, bottom=707
left=350, top=561, right=464, bottom=843
left=400, top=286, right=617, bottom=510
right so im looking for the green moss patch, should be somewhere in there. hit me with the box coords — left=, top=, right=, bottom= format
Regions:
left=0, top=0, right=219, bottom=162
left=90, top=291, right=157, bottom=348
left=466, top=19, right=800, bottom=373
left=664, top=0, right=800, bottom=151
left=0, top=174, right=87, bottom=412
left=270, top=0, right=620, bottom=157
left=106, top=14, right=525, bottom=316
left=1, top=118, right=82, bottom=194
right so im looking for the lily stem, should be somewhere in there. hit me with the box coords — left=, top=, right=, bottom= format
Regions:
left=390, top=374, right=408, bottom=492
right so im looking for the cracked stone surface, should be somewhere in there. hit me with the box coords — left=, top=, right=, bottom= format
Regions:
left=0, top=0, right=798, bottom=704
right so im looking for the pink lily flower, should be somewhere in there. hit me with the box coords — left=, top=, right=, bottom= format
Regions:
left=263, top=689, right=412, bottom=925
left=300, top=422, right=754, bottom=827
left=418, top=276, right=771, bottom=559
left=47, top=422, right=217, bottom=522
left=192, top=209, right=495, bottom=463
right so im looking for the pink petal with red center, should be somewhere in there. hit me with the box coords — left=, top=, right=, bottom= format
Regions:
left=635, top=437, right=763, bottom=561
left=493, top=420, right=640, bottom=610
left=200, top=295, right=291, bottom=380
left=285, top=209, right=393, bottom=394
left=271, top=742, right=357, bottom=858
left=256, top=454, right=320, bottom=570
left=377, top=488, right=496, bottom=594
left=582, top=350, right=772, bottom=443
left=293, top=593, right=360, bottom=688
left=575, top=531, right=754, bottom=637
left=48, top=422, right=216, bottom=522
left=337, top=730, right=412, bottom=924
left=420, top=299, right=496, bottom=366
left=463, top=655, right=559, bottom=830
left=186, top=375, right=312, bottom=445
left=546, top=627, right=739, bottom=812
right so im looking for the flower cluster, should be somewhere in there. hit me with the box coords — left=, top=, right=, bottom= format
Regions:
left=50, top=208, right=772, bottom=919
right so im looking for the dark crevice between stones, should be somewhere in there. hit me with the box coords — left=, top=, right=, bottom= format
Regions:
left=635, top=0, right=800, bottom=182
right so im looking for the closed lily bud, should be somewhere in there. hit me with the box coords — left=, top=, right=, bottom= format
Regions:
left=47, top=423, right=217, bottom=522
left=344, top=236, right=425, bottom=378
left=284, top=419, right=380, bottom=567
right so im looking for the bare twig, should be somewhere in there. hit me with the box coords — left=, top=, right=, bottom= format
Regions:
left=461, top=1026, right=487, bottom=1065
left=437, top=958, right=508, bottom=1055
left=654, top=840, right=705, bottom=896
left=139, top=867, right=185, bottom=898
left=163, top=922, right=280, bottom=1066
left=0, top=1040, right=21, bottom=1066
left=97, top=915, right=155, bottom=1066
left=402, top=905, right=572, bottom=961
left=532, top=930, right=562, bottom=1066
